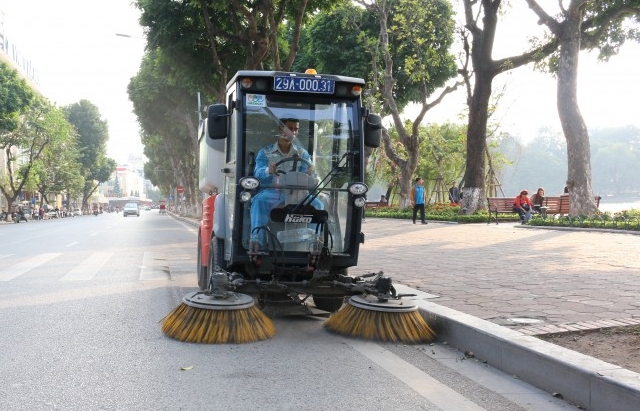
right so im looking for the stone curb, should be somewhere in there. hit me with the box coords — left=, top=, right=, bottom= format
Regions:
left=398, top=287, right=640, bottom=411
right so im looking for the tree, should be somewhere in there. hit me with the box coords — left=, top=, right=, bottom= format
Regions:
left=0, top=62, right=34, bottom=134
left=132, top=0, right=341, bottom=209
left=136, top=0, right=340, bottom=102
left=524, top=0, right=640, bottom=215
left=128, top=51, right=198, bottom=207
left=459, top=0, right=559, bottom=213
left=0, top=99, right=75, bottom=209
left=365, top=121, right=468, bottom=204
left=63, top=100, right=116, bottom=208
left=354, top=0, right=460, bottom=206
left=113, top=175, right=122, bottom=198
left=35, top=116, right=84, bottom=206
left=419, top=122, right=468, bottom=203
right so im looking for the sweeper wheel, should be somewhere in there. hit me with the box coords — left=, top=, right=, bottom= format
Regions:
left=312, top=295, right=345, bottom=313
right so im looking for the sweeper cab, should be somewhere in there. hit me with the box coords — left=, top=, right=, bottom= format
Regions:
left=191, top=69, right=417, bottom=321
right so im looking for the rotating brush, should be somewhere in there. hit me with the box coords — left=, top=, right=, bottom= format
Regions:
left=162, top=291, right=276, bottom=344
left=325, top=294, right=435, bottom=344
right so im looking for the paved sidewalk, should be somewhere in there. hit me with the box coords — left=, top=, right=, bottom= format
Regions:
left=354, top=218, right=640, bottom=336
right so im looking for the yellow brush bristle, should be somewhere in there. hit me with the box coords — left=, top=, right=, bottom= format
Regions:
left=162, top=303, right=276, bottom=344
left=324, top=303, right=435, bottom=344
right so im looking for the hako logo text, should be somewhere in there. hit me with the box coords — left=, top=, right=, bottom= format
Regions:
left=284, top=214, right=313, bottom=223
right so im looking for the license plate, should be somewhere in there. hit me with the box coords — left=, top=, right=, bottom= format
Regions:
left=274, top=76, right=335, bottom=94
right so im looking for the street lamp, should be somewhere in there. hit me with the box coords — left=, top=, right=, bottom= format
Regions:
left=115, top=33, right=145, bottom=40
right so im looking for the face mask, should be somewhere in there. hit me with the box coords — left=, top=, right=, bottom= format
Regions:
left=280, top=131, right=294, bottom=142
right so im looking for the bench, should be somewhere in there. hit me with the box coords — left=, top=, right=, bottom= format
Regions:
left=488, top=195, right=602, bottom=224
left=365, top=201, right=389, bottom=211
left=486, top=197, right=518, bottom=224
left=545, top=195, right=601, bottom=217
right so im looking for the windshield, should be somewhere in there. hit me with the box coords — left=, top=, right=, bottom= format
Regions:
left=240, top=93, right=361, bottom=254
left=242, top=93, right=358, bottom=181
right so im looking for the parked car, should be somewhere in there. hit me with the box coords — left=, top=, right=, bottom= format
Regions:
left=72, top=208, right=82, bottom=216
left=123, top=202, right=140, bottom=217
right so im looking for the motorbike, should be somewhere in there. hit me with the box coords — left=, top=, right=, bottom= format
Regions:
left=12, top=211, right=28, bottom=223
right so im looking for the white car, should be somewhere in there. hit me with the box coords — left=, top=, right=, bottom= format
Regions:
left=123, top=203, right=140, bottom=217
left=72, top=208, right=82, bottom=216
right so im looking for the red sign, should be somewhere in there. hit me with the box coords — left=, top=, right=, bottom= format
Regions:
left=176, top=186, right=184, bottom=194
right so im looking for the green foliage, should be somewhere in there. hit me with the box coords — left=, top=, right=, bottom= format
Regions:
left=367, top=204, right=640, bottom=231
left=295, top=1, right=457, bottom=113
left=136, top=0, right=340, bottom=98
left=63, top=100, right=115, bottom=207
left=293, top=4, right=373, bottom=79
left=0, top=62, right=35, bottom=134
left=129, top=50, right=197, bottom=198
left=367, top=121, right=468, bottom=201
left=137, top=0, right=226, bottom=99
left=63, top=100, right=109, bottom=164
left=365, top=203, right=503, bottom=224
left=528, top=209, right=640, bottom=231
left=35, top=103, right=84, bottom=203
left=0, top=98, right=79, bottom=207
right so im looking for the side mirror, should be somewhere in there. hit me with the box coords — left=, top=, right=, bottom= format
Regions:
left=207, top=104, right=228, bottom=140
left=364, top=113, right=382, bottom=148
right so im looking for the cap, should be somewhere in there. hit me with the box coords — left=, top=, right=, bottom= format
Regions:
left=280, top=117, right=299, bottom=124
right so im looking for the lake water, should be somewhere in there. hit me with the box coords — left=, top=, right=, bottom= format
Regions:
left=598, top=197, right=640, bottom=213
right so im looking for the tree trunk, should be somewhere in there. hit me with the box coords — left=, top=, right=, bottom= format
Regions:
left=461, top=59, right=493, bottom=213
left=556, top=6, right=598, bottom=216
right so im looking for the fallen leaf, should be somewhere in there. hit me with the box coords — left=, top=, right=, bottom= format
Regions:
left=180, top=365, right=194, bottom=371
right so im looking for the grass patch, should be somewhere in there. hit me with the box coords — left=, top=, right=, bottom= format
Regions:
left=366, top=204, right=640, bottom=231
left=365, top=203, right=519, bottom=224
left=527, top=209, right=640, bottom=231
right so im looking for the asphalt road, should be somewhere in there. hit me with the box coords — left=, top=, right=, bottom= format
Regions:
left=0, top=212, right=576, bottom=410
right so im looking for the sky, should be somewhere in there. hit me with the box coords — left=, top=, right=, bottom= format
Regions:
left=1, top=0, right=639, bottom=166
left=0, top=0, right=145, bottom=165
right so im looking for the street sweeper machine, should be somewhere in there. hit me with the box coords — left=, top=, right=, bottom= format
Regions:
left=161, top=69, right=435, bottom=344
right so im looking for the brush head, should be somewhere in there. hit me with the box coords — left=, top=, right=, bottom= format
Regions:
left=324, top=296, right=436, bottom=343
left=162, top=292, right=276, bottom=344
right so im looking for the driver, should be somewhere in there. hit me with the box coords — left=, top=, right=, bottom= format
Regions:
left=250, top=117, right=323, bottom=249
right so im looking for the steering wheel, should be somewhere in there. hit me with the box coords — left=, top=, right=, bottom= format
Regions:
left=273, top=155, right=313, bottom=175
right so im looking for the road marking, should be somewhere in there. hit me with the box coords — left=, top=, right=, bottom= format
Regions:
left=60, top=252, right=113, bottom=281
left=0, top=253, right=62, bottom=282
left=139, top=252, right=169, bottom=281
left=348, top=340, right=486, bottom=411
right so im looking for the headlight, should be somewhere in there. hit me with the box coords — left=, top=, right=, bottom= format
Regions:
left=348, top=182, right=368, bottom=195
left=239, top=177, right=260, bottom=190
left=240, top=191, right=252, bottom=203
left=354, top=197, right=366, bottom=208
